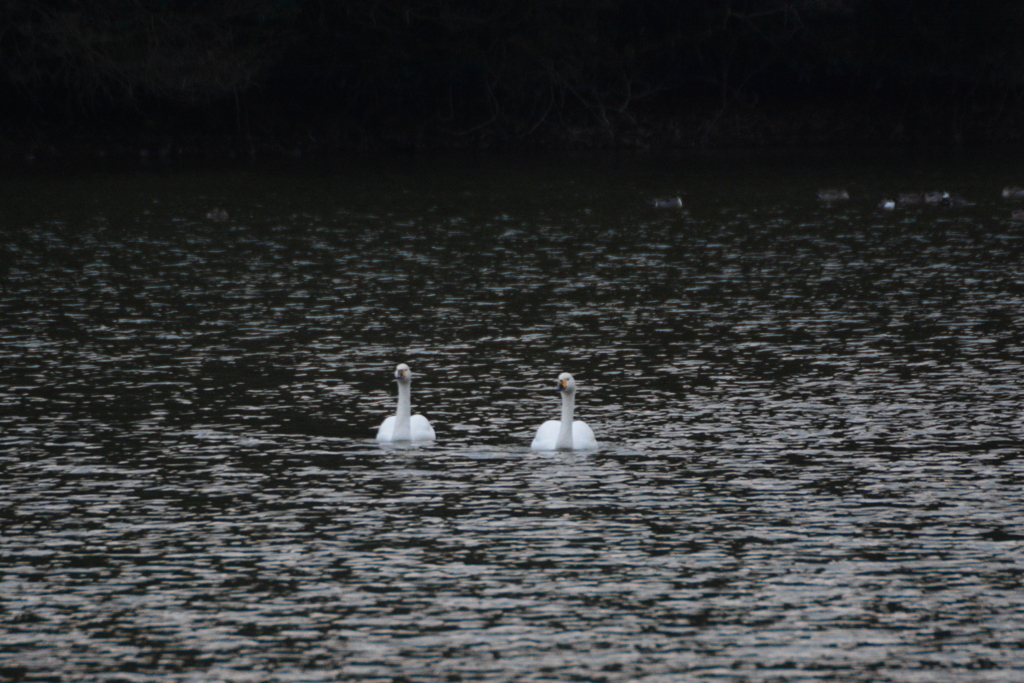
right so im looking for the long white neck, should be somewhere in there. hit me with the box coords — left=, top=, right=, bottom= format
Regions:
left=394, top=380, right=412, bottom=440
left=556, top=389, right=575, bottom=450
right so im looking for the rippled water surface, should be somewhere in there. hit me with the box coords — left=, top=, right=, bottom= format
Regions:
left=2, top=151, right=1024, bottom=682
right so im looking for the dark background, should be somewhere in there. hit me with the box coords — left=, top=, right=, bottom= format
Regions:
left=4, top=0, right=1024, bottom=158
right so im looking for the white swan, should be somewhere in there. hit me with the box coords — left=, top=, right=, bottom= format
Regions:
left=376, top=363, right=436, bottom=442
left=531, top=372, right=598, bottom=451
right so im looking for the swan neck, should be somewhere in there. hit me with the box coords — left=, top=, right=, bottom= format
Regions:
left=556, top=389, right=575, bottom=450
left=394, top=380, right=412, bottom=440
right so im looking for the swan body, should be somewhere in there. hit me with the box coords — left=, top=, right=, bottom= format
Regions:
left=532, top=419, right=598, bottom=451
left=531, top=372, right=598, bottom=451
left=648, top=196, right=683, bottom=209
left=376, top=363, right=435, bottom=442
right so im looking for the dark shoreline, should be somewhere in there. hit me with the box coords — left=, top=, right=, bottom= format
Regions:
left=6, top=102, right=1024, bottom=169
left=7, top=1, right=1024, bottom=169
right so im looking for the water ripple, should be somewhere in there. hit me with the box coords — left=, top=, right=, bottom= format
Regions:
left=1, top=154, right=1024, bottom=681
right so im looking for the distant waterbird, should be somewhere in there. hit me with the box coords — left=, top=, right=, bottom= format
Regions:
left=878, top=198, right=896, bottom=210
left=899, top=191, right=969, bottom=208
left=817, top=188, right=849, bottom=202
left=1003, top=186, right=1024, bottom=199
left=941, top=194, right=969, bottom=208
left=205, top=208, right=229, bottom=222
left=647, top=196, right=683, bottom=209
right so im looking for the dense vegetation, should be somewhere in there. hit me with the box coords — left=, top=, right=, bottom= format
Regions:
left=4, top=0, right=1024, bottom=155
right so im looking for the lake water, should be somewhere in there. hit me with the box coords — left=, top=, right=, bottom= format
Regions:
left=2, top=150, right=1024, bottom=682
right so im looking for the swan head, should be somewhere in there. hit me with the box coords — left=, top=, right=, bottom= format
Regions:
left=557, top=372, right=576, bottom=394
left=394, top=363, right=412, bottom=383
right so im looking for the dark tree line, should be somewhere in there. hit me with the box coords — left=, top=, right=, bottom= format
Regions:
left=4, top=0, right=1024, bottom=150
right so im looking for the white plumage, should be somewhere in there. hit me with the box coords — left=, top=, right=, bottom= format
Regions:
left=376, top=363, right=435, bottom=442
left=531, top=372, right=598, bottom=451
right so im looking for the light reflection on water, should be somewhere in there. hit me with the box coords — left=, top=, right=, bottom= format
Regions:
left=2, top=152, right=1024, bottom=681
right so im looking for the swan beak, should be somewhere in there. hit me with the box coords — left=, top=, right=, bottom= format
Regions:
left=558, top=378, right=568, bottom=392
